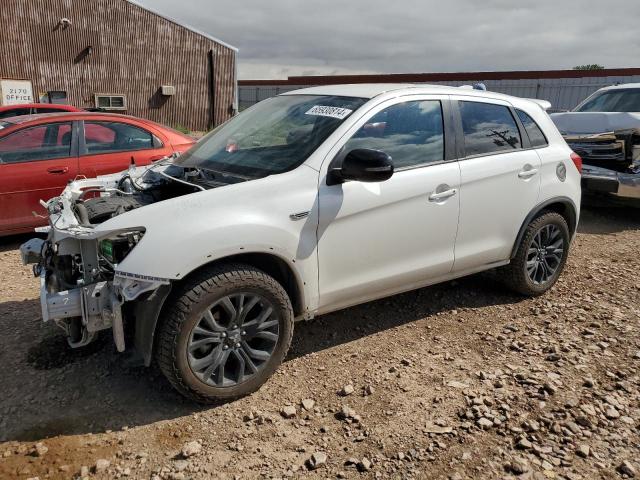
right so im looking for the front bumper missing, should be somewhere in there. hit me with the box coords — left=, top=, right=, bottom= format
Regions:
left=581, top=165, right=640, bottom=199
left=39, top=274, right=125, bottom=349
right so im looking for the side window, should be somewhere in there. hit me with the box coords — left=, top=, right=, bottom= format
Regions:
left=459, top=101, right=521, bottom=156
left=0, top=108, right=31, bottom=119
left=0, top=122, right=72, bottom=163
left=516, top=109, right=548, bottom=147
left=84, top=121, right=154, bottom=154
left=35, top=107, right=66, bottom=114
left=344, top=100, right=444, bottom=169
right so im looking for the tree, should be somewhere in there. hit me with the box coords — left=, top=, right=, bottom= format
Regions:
left=573, top=64, right=605, bottom=70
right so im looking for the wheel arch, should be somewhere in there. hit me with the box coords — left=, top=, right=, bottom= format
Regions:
left=134, top=251, right=305, bottom=366
left=510, top=197, right=578, bottom=259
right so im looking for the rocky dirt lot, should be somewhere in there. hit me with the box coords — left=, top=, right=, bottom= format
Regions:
left=0, top=204, right=639, bottom=480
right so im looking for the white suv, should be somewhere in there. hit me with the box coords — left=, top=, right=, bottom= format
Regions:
left=21, top=84, right=581, bottom=402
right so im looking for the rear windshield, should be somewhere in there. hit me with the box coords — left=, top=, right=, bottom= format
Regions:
left=575, top=89, right=640, bottom=112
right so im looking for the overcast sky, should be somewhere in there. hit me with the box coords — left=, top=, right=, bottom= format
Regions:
left=138, top=0, right=640, bottom=80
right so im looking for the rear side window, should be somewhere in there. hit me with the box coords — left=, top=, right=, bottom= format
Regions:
left=459, top=101, right=521, bottom=156
left=84, top=121, right=155, bottom=154
left=344, top=100, right=444, bottom=168
left=0, top=122, right=73, bottom=163
left=516, top=109, right=548, bottom=147
left=35, top=107, right=67, bottom=114
left=0, top=108, right=31, bottom=119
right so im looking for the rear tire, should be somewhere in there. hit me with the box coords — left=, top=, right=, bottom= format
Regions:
left=156, top=264, right=294, bottom=403
left=502, top=211, right=570, bottom=296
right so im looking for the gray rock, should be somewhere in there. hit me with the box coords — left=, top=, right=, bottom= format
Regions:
left=477, top=417, right=493, bottom=429
left=301, top=399, right=315, bottom=411
left=32, top=442, right=48, bottom=457
left=281, top=406, right=297, bottom=418
left=307, top=452, right=327, bottom=470
left=576, top=445, right=590, bottom=458
left=357, top=457, right=372, bottom=472
left=509, top=457, right=530, bottom=475
left=618, top=461, right=636, bottom=477
left=173, top=460, right=189, bottom=472
left=516, top=438, right=532, bottom=450
left=340, top=384, right=355, bottom=396
left=181, top=440, right=202, bottom=458
left=94, top=459, right=110, bottom=473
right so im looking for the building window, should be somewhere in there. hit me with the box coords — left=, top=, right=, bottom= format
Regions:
left=94, top=94, right=127, bottom=111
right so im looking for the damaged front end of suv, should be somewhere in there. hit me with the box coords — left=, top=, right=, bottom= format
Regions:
left=20, top=159, right=210, bottom=362
left=552, top=115, right=640, bottom=200
left=551, top=85, right=640, bottom=202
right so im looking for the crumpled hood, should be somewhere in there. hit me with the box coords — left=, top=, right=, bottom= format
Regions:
left=550, top=112, right=640, bottom=135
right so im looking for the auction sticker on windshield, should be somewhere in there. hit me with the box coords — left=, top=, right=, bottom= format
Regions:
left=305, top=105, right=353, bottom=120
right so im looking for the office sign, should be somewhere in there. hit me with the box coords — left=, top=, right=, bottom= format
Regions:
left=1, top=79, right=34, bottom=105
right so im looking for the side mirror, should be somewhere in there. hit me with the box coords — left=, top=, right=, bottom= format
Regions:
left=327, top=148, right=394, bottom=186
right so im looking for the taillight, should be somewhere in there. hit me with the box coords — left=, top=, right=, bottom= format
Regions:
left=570, top=152, right=582, bottom=174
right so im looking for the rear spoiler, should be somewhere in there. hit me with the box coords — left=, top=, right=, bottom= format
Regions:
left=528, top=99, right=552, bottom=111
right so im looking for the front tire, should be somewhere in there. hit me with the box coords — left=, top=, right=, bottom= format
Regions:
left=156, top=264, right=294, bottom=403
left=503, top=211, right=571, bottom=296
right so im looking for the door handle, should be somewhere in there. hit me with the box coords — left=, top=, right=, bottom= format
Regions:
left=428, top=188, right=457, bottom=202
left=518, top=167, right=538, bottom=179
left=149, top=155, right=166, bottom=162
left=47, top=166, right=69, bottom=174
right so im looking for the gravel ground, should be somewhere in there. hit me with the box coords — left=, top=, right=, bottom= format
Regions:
left=0, top=204, right=639, bottom=480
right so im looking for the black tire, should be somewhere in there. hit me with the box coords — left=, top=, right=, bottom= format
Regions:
left=156, top=263, right=294, bottom=403
left=502, top=211, right=571, bottom=296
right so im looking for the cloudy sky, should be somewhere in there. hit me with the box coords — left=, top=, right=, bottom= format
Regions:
left=139, top=0, right=640, bottom=80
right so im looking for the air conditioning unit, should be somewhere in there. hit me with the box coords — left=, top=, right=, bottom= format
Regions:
left=161, top=85, right=176, bottom=96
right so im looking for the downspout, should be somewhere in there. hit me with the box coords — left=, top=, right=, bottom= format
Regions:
left=208, top=49, right=216, bottom=129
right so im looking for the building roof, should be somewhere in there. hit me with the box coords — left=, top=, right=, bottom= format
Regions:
left=125, top=0, right=238, bottom=52
left=239, top=67, right=640, bottom=86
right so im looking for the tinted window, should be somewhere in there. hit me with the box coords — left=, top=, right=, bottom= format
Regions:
left=516, top=109, right=548, bottom=147
left=344, top=100, right=444, bottom=168
left=84, top=122, right=154, bottom=154
left=35, top=107, right=67, bottom=114
left=0, top=122, right=72, bottom=163
left=460, top=102, right=521, bottom=156
left=0, top=108, right=31, bottom=119
left=575, top=89, right=640, bottom=112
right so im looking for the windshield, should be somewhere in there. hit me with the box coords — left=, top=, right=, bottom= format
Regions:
left=177, top=94, right=367, bottom=178
left=575, top=89, right=640, bottom=112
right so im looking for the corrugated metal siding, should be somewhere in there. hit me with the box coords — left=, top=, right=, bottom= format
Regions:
left=0, top=0, right=236, bottom=130
left=239, top=74, right=640, bottom=112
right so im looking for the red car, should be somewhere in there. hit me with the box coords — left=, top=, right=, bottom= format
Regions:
left=0, top=103, right=82, bottom=119
left=0, top=112, right=195, bottom=236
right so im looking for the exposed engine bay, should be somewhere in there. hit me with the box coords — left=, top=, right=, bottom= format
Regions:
left=20, top=158, right=244, bottom=358
left=551, top=112, right=640, bottom=200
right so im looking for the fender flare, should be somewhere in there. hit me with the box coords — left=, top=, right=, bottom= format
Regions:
left=510, top=196, right=578, bottom=259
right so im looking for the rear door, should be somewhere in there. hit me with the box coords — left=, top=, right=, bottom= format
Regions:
left=451, top=97, right=541, bottom=271
left=78, top=120, right=173, bottom=177
left=0, top=121, right=79, bottom=233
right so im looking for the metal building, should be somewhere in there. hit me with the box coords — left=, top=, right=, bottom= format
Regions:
left=239, top=68, right=640, bottom=112
left=0, top=0, right=237, bottom=131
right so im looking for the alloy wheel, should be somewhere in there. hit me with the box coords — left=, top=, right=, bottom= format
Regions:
left=525, top=224, right=565, bottom=285
left=187, top=293, right=280, bottom=387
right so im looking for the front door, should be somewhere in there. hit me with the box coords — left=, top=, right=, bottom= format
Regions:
left=79, top=120, right=172, bottom=177
left=0, top=121, right=78, bottom=234
left=451, top=98, right=542, bottom=271
left=316, top=96, right=460, bottom=312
